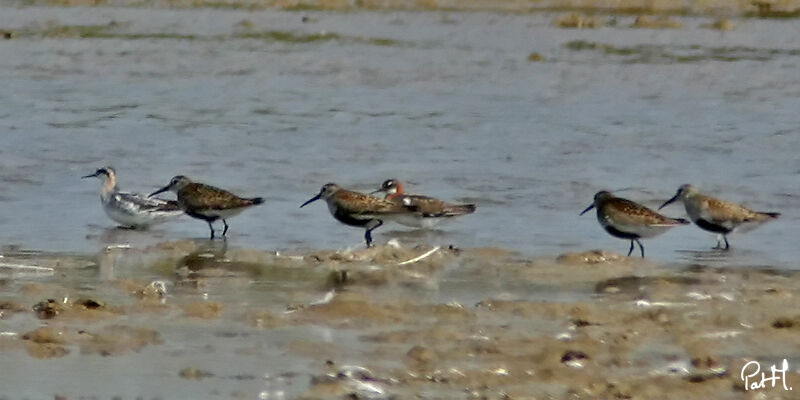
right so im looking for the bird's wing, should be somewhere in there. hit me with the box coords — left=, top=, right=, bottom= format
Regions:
left=395, top=194, right=475, bottom=217
left=336, top=189, right=409, bottom=216
left=607, top=197, right=681, bottom=226
left=699, top=196, right=759, bottom=225
left=180, top=184, right=252, bottom=210
left=114, top=192, right=181, bottom=213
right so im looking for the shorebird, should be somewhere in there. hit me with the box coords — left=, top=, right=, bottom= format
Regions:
left=82, top=166, right=183, bottom=229
left=581, top=191, right=689, bottom=258
left=659, top=184, right=780, bottom=250
left=149, top=175, right=264, bottom=239
left=300, top=183, right=410, bottom=247
left=371, top=179, right=476, bottom=229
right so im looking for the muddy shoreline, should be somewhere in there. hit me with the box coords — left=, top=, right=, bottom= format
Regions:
left=1, top=242, right=798, bottom=398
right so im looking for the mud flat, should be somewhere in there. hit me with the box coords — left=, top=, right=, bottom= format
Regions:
left=1, top=242, right=798, bottom=398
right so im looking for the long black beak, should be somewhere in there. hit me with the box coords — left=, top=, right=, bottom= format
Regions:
left=658, top=193, right=679, bottom=210
left=81, top=172, right=99, bottom=179
left=149, top=185, right=170, bottom=198
left=369, top=188, right=385, bottom=195
left=579, top=204, right=595, bottom=216
left=300, top=193, right=322, bottom=208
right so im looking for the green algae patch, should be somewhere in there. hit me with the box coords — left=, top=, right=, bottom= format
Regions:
left=235, top=30, right=403, bottom=46
left=564, top=40, right=800, bottom=63
left=23, top=23, right=115, bottom=39
left=236, top=29, right=342, bottom=43
left=1, top=22, right=403, bottom=47
left=95, top=32, right=200, bottom=40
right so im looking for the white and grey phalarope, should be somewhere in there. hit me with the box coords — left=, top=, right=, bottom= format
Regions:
left=83, top=166, right=183, bottom=229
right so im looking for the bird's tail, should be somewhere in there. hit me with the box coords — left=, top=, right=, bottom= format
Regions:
left=443, top=203, right=476, bottom=216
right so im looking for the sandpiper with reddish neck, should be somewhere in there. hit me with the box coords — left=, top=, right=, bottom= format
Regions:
left=581, top=191, right=689, bottom=258
left=149, top=175, right=264, bottom=239
left=659, top=184, right=780, bottom=250
left=82, top=166, right=182, bottom=229
left=301, top=183, right=410, bottom=247
left=371, top=179, right=476, bottom=229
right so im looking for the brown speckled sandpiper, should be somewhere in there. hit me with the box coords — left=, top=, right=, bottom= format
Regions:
left=300, top=183, right=410, bottom=247
left=581, top=190, right=689, bottom=258
left=149, top=175, right=263, bottom=239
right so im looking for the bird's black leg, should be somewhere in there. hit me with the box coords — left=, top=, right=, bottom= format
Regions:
left=207, top=221, right=215, bottom=240
left=636, top=239, right=645, bottom=258
left=723, top=235, right=730, bottom=250
left=364, top=220, right=384, bottom=248
left=222, top=219, right=229, bottom=237
left=627, top=240, right=634, bottom=256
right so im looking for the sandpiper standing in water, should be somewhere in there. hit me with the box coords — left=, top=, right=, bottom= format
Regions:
left=659, top=184, right=780, bottom=250
left=83, top=166, right=183, bottom=229
left=581, top=191, right=689, bottom=258
left=149, top=175, right=264, bottom=239
left=301, top=183, right=409, bottom=247
left=371, top=179, right=476, bottom=229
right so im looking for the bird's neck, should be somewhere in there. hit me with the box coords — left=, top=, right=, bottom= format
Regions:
left=101, top=177, right=118, bottom=197
left=385, top=183, right=404, bottom=200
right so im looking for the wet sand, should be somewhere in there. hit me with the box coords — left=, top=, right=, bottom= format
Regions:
left=2, top=242, right=800, bottom=398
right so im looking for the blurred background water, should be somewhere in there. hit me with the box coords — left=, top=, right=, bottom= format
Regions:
left=1, top=6, right=800, bottom=398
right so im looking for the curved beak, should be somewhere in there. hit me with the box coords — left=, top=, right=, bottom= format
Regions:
left=300, top=193, right=322, bottom=208
left=579, top=204, right=595, bottom=216
left=81, top=172, right=99, bottom=179
left=148, top=185, right=170, bottom=198
left=658, top=193, right=679, bottom=210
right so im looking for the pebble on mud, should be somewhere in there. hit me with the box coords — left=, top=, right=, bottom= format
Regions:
left=771, top=317, right=796, bottom=328
left=33, top=299, right=64, bottom=319
left=560, top=350, right=589, bottom=364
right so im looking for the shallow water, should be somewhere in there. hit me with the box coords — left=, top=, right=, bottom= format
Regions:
left=0, top=6, right=799, bottom=399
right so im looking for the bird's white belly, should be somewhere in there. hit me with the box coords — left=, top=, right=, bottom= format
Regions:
left=390, top=214, right=443, bottom=229
left=194, top=207, right=246, bottom=220
left=103, top=203, right=156, bottom=227
left=102, top=196, right=182, bottom=228
left=600, top=217, right=672, bottom=238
